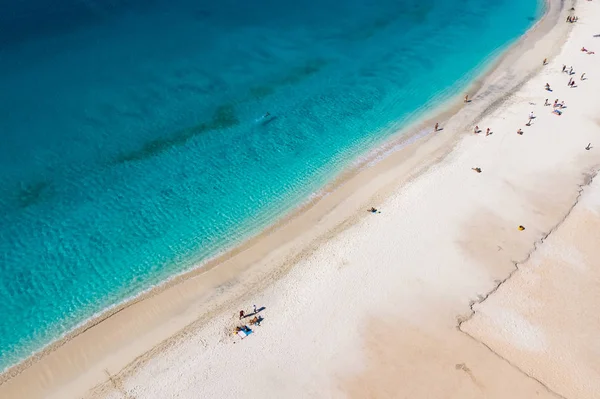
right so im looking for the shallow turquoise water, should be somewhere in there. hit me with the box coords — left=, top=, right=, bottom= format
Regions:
left=0, top=0, right=539, bottom=370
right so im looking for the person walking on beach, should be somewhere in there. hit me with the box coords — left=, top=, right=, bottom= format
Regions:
left=486, top=128, right=491, bottom=136
left=562, top=64, right=567, bottom=73
left=543, top=58, right=548, bottom=65
left=569, top=66, right=573, bottom=75
left=529, top=111, right=535, bottom=120
left=581, top=73, right=586, bottom=80
left=544, top=99, right=550, bottom=106
left=239, top=310, right=245, bottom=319
left=568, top=77, right=573, bottom=86
left=474, top=125, right=479, bottom=134
left=464, top=94, right=469, bottom=103
left=434, top=122, right=439, bottom=132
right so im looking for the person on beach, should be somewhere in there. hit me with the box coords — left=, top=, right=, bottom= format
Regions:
left=517, top=128, right=523, bottom=135
left=553, top=99, right=559, bottom=107
left=569, top=66, right=573, bottom=75
left=518, top=225, right=525, bottom=231
left=570, top=80, right=576, bottom=88
left=553, top=109, right=563, bottom=115
left=560, top=101, right=565, bottom=108
left=434, top=122, right=439, bottom=132
left=239, top=310, right=245, bottom=319
left=474, top=125, right=479, bottom=134
left=464, top=94, right=469, bottom=103
left=545, top=83, right=551, bottom=91
left=543, top=58, right=548, bottom=65
left=472, top=167, right=482, bottom=173
left=586, top=143, right=592, bottom=150
left=568, top=77, right=573, bottom=86
left=486, top=128, right=491, bottom=136
left=581, top=73, right=586, bottom=80
left=253, top=304, right=258, bottom=314
left=529, top=111, right=535, bottom=120
left=562, top=64, right=567, bottom=73
left=544, top=99, right=550, bottom=106
left=582, top=47, right=588, bottom=52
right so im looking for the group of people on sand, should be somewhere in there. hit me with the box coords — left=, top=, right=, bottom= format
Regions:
left=469, top=50, right=592, bottom=174
left=234, top=305, right=265, bottom=339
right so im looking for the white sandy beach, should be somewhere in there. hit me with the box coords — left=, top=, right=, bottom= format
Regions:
left=2, top=0, right=600, bottom=398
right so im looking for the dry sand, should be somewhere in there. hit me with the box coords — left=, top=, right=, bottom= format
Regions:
left=2, top=0, right=600, bottom=398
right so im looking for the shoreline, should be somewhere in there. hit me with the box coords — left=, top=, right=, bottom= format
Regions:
left=0, top=0, right=570, bottom=396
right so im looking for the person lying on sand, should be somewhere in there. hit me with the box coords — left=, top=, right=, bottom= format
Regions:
left=517, top=129, right=523, bottom=135
left=471, top=167, right=482, bottom=173
left=553, top=109, right=563, bottom=115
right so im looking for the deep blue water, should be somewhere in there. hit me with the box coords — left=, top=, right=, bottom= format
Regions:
left=0, top=0, right=539, bottom=370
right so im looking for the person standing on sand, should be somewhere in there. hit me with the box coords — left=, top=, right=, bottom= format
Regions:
left=464, top=94, right=469, bottom=103
left=581, top=73, right=586, bottom=80
left=543, top=58, right=548, bottom=65
left=569, top=66, right=573, bottom=75
left=434, top=122, right=439, bottom=132
left=239, top=310, right=245, bottom=319
left=568, top=77, right=573, bottom=86
left=474, top=125, right=479, bottom=134
left=253, top=304, right=258, bottom=314
left=486, top=128, right=491, bottom=136
left=562, top=64, right=567, bottom=73
left=544, top=99, right=550, bottom=106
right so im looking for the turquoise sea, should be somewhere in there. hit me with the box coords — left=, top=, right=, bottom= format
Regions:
left=0, top=0, right=540, bottom=371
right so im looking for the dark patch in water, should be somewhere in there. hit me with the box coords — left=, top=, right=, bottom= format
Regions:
left=250, top=85, right=275, bottom=99
left=282, top=59, right=328, bottom=85
left=114, top=105, right=239, bottom=164
left=248, top=59, right=328, bottom=100
left=527, top=16, right=535, bottom=21
left=17, top=181, right=49, bottom=208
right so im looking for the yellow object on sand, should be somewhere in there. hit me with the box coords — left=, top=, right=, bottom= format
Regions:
left=518, top=225, right=525, bottom=231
